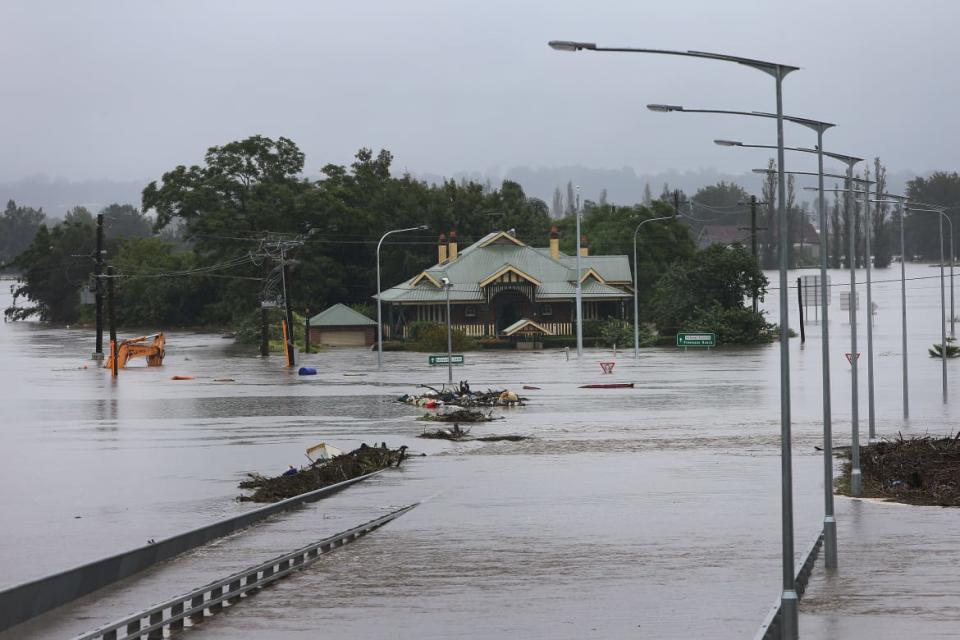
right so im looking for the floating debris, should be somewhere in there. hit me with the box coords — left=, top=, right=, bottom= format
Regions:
left=398, top=381, right=526, bottom=408
left=418, top=409, right=497, bottom=423
left=838, top=433, right=960, bottom=506
left=238, top=443, right=407, bottom=503
left=418, top=424, right=529, bottom=443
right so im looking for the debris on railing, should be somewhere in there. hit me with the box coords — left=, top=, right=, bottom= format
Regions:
left=838, top=433, right=960, bottom=506
left=239, top=443, right=407, bottom=503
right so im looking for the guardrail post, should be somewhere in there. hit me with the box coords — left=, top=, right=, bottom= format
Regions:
left=148, top=611, right=163, bottom=639
left=170, top=602, right=184, bottom=631
left=228, top=579, right=242, bottom=604
left=188, top=594, right=205, bottom=624
left=209, top=586, right=224, bottom=613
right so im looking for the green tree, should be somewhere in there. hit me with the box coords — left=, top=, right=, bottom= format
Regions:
left=872, top=158, right=892, bottom=268
left=651, top=243, right=769, bottom=338
left=142, top=135, right=313, bottom=321
left=906, top=172, right=960, bottom=260
left=5, top=216, right=97, bottom=322
left=112, top=237, right=210, bottom=326
left=0, top=200, right=46, bottom=270
left=555, top=200, right=695, bottom=321
left=101, top=203, right=153, bottom=240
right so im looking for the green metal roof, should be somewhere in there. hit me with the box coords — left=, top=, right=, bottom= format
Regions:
left=377, top=232, right=632, bottom=303
left=309, top=303, right=377, bottom=327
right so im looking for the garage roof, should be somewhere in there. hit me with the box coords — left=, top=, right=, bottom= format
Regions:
left=309, top=303, right=377, bottom=327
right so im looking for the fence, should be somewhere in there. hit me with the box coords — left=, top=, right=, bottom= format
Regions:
left=752, top=529, right=825, bottom=640
left=70, top=504, right=417, bottom=640
left=0, top=470, right=385, bottom=632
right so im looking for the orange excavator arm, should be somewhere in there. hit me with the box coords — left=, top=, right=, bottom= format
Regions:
left=104, top=333, right=165, bottom=370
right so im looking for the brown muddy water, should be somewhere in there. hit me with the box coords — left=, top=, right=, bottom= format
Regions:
left=2, top=264, right=958, bottom=638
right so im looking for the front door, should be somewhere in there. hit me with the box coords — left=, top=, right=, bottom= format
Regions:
left=492, top=290, right=526, bottom=333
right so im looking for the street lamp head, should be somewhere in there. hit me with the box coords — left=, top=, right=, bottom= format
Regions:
left=647, top=103, right=683, bottom=113
left=417, top=224, right=429, bottom=230
left=713, top=139, right=742, bottom=147
left=548, top=40, right=597, bottom=51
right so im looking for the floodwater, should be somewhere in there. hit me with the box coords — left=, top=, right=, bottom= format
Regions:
left=1, top=263, right=957, bottom=639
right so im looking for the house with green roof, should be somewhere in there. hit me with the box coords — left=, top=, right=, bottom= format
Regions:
left=376, top=228, right=632, bottom=339
left=308, top=303, right=377, bottom=347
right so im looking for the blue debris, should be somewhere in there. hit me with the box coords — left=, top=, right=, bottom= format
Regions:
left=298, top=366, right=317, bottom=376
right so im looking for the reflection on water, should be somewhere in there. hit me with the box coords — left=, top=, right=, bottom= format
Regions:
left=0, top=264, right=957, bottom=639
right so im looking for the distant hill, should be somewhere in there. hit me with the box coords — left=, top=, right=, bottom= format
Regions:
left=0, top=175, right=147, bottom=218
left=415, top=165, right=922, bottom=210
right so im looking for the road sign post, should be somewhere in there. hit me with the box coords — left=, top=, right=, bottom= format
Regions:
left=676, top=332, right=717, bottom=348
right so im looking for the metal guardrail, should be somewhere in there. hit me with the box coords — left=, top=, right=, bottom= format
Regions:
left=70, top=504, right=417, bottom=640
left=0, top=470, right=386, bottom=632
left=753, top=529, right=825, bottom=640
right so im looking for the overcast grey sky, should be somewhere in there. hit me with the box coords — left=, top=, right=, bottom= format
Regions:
left=1, top=0, right=957, bottom=186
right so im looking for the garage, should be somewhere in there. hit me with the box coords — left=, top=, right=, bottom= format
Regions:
left=308, top=304, right=377, bottom=347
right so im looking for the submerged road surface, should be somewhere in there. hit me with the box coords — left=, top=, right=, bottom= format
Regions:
left=1, top=263, right=957, bottom=638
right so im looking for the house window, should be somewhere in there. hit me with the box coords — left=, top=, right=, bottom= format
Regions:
left=465, top=305, right=477, bottom=318
left=539, top=303, right=553, bottom=316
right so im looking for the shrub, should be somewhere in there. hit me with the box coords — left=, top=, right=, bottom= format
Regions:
left=598, top=318, right=656, bottom=348
left=406, top=322, right=476, bottom=352
left=680, top=303, right=774, bottom=345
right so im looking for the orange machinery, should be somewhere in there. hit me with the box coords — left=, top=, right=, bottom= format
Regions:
left=104, top=332, right=165, bottom=370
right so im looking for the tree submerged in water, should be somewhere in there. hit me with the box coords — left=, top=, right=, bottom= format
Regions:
left=929, top=342, right=960, bottom=358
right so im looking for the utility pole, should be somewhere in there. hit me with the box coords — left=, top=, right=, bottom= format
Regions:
left=739, top=195, right=768, bottom=313
left=280, top=245, right=295, bottom=368
left=93, top=214, right=105, bottom=360
left=107, top=265, right=117, bottom=378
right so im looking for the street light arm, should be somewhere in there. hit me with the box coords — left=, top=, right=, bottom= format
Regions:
left=650, top=106, right=833, bottom=132
left=548, top=41, right=798, bottom=75
left=377, top=225, right=428, bottom=253
left=714, top=140, right=861, bottom=165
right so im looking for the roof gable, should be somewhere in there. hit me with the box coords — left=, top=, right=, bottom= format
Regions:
left=478, top=231, right=526, bottom=248
left=479, top=264, right=543, bottom=288
left=502, top=318, right=555, bottom=336
left=310, top=303, right=377, bottom=327
left=410, top=271, right=443, bottom=288
left=579, top=268, right=606, bottom=284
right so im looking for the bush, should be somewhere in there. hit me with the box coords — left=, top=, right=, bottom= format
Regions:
left=406, top=321, right=476, bottom=352
left=598, top=318, right=656, bottom=348
left=679, top=303, right=774, bottom=345
left=582, top=319, right=605, bottom=337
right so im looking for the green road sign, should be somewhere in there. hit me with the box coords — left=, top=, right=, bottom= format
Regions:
left=429, top=354, right=465, bottom=365
left=676, top=332, right=716, bottom=348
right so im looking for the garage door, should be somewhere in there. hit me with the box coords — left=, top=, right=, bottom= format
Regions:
left=319, top=329, right=366, bottom=347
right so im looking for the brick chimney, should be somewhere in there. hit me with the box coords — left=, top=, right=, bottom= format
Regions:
left=580, top=234, right=589, bottom=257
left=438, top=232, right=447, bottom=264
left=448, top=230, right=458, bottom=260
left=549, top=226, right=560, bottom=260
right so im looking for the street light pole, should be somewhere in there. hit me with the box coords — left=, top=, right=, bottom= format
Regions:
left=901, top=201, right=909, bottom=418
left=633, top=215, right=674, bottom=358
left=575, top=185, right=583, bottom=357
left=376, top=225, right=427, bottom=370
left=443, top=277, right=453, bottom=384
left=863, top=189, right=877, bottom=442
left=550, top=41, right=800, bottom=635
left=845, top=165, right=862, bottom=497
left=940, top=213, right=948, bottom=402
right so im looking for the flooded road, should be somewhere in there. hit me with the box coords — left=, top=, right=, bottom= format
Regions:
left=1, top=263, right=957, bottom=638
